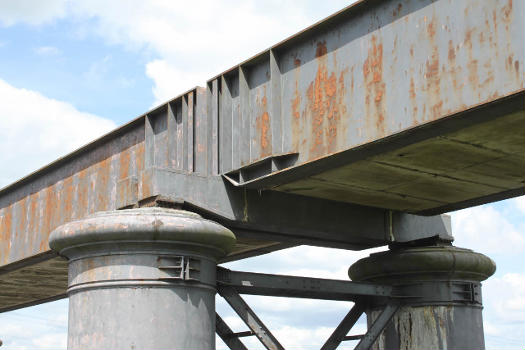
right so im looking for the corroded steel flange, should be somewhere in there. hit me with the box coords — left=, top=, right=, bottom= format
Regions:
left=49, top=208, right=236, bottom=260
left=348, top=245, right=496, bottom=283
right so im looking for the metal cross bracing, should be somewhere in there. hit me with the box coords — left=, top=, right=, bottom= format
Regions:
left=215, top=268, right=401, bottom=350
left=214, top=267, right=485, bottom=350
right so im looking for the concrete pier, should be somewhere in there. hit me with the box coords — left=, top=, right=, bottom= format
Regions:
left=49, top=208, right=235, bottom=350
left=349, top=245, right=496, bottom=350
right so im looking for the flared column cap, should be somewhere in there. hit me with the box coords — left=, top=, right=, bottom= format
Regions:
left=349, top=245, right=496, bottom=283
left=49, top=208, right=236, bottom=259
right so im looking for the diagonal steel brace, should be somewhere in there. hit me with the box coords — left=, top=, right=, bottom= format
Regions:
left=355, top=302, right=400, bottom=350
left=218, top=285, right=285, bottom=350
left=215, top=312, right=249, bottom=350
left=320, top=302, right=366, bottom=350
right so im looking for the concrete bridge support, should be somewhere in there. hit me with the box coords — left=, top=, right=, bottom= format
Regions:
left=349, top=245, right=496, bottom=350
left=49, top=208, right=235, bottom=350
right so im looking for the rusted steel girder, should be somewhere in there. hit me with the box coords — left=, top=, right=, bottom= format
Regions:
left=0, top=0, right=523, bottom=312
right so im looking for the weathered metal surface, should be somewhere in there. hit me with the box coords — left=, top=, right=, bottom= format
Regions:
left=49, top=208, right=234, bottom=350
left=212, top=0, right=523, bottom=172
left=217, top=268, right=392, bottom=300
left=368, top=305, right=485, bottom=350
left=276, top=106, right=524, bottom=213
left=211, top=0, right=524, bottom=213
left=349, top=245, right=496, bottom=350
left=0, top=121, right=146, bottom=266
left=0, top=0, right=522, bottom=313
left=348, top=246, right=496, bottom=283
left=141, top=168, right=453, bottom=249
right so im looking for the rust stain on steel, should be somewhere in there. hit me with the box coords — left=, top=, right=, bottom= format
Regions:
left=119, top=147, right=130, bottom=179
left=77, top=169, right=88, bottom=219
left=464, top=29, right=480, bottom=93
left=0, top=207, right=13, bottom=264
left=256, top=87, right=271, bottom=157
left=350, top=66, right=355, bottom=94
left=502, top=0, right=513, bottom=24
left=392, top=3, right=402, bottom=17
left=315, top=41, right=327, bottom=58
left=292, top=83, right=301, bottom=122
left=40, top=185, right=55, bottom=251
left=28, top=192, right=38, bottom=250
left=446, top=38, right=462, bottom=100
left=424, top=15, right=443, bottom=120
left=96, top=158, right=111, bottom=212
left=291, top=54, right=303, bottom=152
left=141, top=170, right=152, bottom=199
left=448, top=40, right=456, bottom=62
left=17, top=197, right=27, bottom=250
left=304, top=41, right=348, bottom=158
left=363, top=35, right=385, bottom=134
left=63, top=176, right=74, bottom=222
left=0, top=130, right=145, bottom=265
left=136, top=141, right=145, bottom=171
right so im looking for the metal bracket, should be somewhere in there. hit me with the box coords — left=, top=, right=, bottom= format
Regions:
left=157, top=256, right=200, bottom=282
left=391, top=281, right=482, bottom=305
left=222, top=152, right=299, bottom=188
left=451, top=282, right=481, bottom=304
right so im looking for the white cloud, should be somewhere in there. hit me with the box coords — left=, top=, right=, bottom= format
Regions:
left=512, top=196, right=525, bottom=215
left=226, top=245, right=386, bottom=279
left=34, top=46, right=61, bottom=56
left=451, top=204, right=525, bottom=255
left=66, top=0, right=318, bottom=107
left=31, top=333, right=67, bottom=349
left=69, top=1, right=312, bottom=58
left=2, top=1, right=352, bottom=107
left=485, top=273, right=525, bottom=323
left=483, top=273, right=525, bottom=349
left=216, top=322, right=366, bottom=350
left=0, top=0, right=69, bottom=26
left=1, top=1, right=349, bottom=106
left=83, top=55, right=112, bottom=83
left=0, top=78, right=116, bottom=188
left=145, top=59, right=209, bottom=107
left=0, top=300, right=68, bottom=349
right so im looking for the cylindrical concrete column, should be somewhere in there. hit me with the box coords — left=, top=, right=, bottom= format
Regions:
left=49, top=208, right=236, bottom=350
left=349, top=245, right=496, bottom=350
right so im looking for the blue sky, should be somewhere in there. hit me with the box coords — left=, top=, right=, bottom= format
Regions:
left=0, top=1, right=523, bottom=349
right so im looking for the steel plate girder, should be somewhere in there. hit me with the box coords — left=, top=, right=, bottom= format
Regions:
left=0, top=0, right=522, bottom=273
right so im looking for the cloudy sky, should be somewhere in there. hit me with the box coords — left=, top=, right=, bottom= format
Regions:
left=0, top=1, right=523, bottom=349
